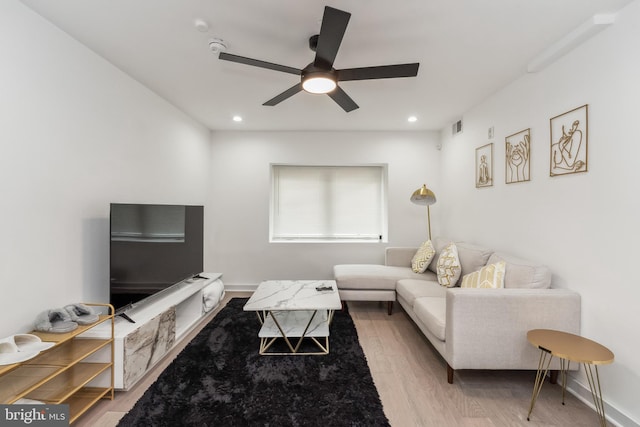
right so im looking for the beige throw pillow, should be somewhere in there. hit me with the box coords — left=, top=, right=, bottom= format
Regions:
left=411, top=240, right=436, bottom=273
left=460, top=261, right=506, bottom=289
left=437, top=243, right=461, bottom=287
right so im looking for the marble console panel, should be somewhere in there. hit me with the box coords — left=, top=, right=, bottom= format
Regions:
left=123, top=307, right=176, bottom=389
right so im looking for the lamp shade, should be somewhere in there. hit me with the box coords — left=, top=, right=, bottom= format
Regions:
left=410, top=184, right=436, bottom=206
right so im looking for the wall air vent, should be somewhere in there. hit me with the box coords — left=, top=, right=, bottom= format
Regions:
left=452, top=119, right=463, bottom=135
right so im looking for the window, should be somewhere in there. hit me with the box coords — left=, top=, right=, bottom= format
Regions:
left=270, top=165, right=387, bottom=242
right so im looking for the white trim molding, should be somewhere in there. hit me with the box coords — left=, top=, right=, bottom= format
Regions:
left=527, top=14, right=615, bottom=72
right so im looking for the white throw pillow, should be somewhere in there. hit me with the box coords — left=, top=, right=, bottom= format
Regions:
left=437, top=243, right=461, bottom=287
left=411, top=240, right=436, bottom=273
left=460, top=261, right=506, bottom=289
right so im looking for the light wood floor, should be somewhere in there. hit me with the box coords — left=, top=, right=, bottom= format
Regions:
left=78, top=292, right=601, bottom=427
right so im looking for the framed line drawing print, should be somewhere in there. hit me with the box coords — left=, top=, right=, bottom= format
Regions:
left=550, top=104, right=588, bottom=176
left=505, top=128, right=530, bottom=184
left=475, top=143, right=493, bottom=188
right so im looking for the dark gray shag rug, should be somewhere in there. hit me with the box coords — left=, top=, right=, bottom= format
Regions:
left=118, top=298, right=390, bottom=427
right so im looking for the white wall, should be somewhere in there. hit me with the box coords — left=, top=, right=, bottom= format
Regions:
left=439, top=1, right=640, bottom=424
left=0, top=1, right=211, bottom=338
left=207, top=131, right=440, bottom=287
left=5, top=0, right=636, bottom=421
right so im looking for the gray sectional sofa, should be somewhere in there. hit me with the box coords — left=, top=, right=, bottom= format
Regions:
left=333, top=237, right=581, bottom=383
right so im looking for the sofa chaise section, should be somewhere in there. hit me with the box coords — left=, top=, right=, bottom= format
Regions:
left=333, top=248, right=436, bottom=315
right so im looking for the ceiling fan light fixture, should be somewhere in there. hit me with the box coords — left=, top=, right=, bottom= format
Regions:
left=218, top=6, right=419, bottom=111
left=302, top=73, right=337, bottom=94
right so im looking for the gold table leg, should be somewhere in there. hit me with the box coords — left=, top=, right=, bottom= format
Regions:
left=584, top=363, right=608, bottom=427
left=527, top=353, right=608, bottom=426
left=257, top=310, right=333, bottom=355
left=527, top=347, right=553, bottom=421
left=561, top=358, right=569, bottom=405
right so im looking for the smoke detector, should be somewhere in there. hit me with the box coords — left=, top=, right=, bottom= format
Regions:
left=209, top=38, right=227, bottom=54
left=194, top=19, right=209, bottom=33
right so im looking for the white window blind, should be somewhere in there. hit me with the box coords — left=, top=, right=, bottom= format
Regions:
left=271, top=165, right=387, bottom=242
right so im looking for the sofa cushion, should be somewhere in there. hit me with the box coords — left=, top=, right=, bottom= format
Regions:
left=397, top=279, right=443, bottom=306
left=333, top=264, right=429, bottom=291
left=486, top=253, right=551, bottom=289
left=460, top=261, right=506, bottom=289
left=414, top=297, right=446, bottom=341
left=427, top=236, right=454, bottom=273
left=456, top=242, right=494, bottom=277
left=411, top=240, right=436, bottom=273
left=437, top=243, right=462, bottom=287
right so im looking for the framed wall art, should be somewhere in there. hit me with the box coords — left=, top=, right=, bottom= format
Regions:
left=475, top=143, right=493, bottom=188
left=505, top=128, right=530, bottom=184
left=550, top=104, right=588, bottom=176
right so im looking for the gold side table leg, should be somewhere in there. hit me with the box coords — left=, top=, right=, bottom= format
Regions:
left=561, top=358, right=570, bottom=405
left=527, top=348, right=553, bottom=421
left=584, top=363, right=608, bottom=427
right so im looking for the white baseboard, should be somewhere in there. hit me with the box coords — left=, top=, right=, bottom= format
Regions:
left=565, top=374, right=638, bottom=427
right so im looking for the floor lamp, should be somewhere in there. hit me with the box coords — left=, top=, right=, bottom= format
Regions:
left=410, top=184, right=437, bottom=240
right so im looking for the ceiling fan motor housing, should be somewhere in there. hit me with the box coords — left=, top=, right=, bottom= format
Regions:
left=302, top=63, right=334, bottom=77
left=308, top=34, right=319, bottom=52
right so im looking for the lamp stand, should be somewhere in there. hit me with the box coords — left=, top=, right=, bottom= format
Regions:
left=427, top=205, right=432, bottom=241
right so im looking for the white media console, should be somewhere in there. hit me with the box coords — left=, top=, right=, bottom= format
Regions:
left=83, top=273, right=224, bottom=390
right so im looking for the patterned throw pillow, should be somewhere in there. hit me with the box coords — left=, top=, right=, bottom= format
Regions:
left=460, top=261, right=506, bottom=289
left=411, top=240, right=436, bottom=273
left=437, top=243, right=461, bottom=287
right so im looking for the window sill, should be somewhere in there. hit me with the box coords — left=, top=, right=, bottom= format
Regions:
left=270, top=239, right=386, bottom=244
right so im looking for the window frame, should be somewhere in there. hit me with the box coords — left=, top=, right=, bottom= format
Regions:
left=269, top=163, right=388, bottom=243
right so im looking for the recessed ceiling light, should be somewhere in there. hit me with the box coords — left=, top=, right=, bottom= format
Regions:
left=232, top=115, right=243, bottom=122
left=408, top=116, right=418, bottom=123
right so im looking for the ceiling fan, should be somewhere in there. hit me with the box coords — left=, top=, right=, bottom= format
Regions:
left=218, top=6, right=420, bottom=112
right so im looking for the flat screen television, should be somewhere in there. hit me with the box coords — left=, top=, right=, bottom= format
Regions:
left=109, top=203, right=204, bottom=312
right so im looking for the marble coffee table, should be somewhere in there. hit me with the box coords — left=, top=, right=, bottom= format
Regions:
left=243, top=280, right=342, bottom=355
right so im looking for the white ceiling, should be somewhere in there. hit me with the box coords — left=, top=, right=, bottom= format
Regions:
left=20, top=0, right=631, bottom=131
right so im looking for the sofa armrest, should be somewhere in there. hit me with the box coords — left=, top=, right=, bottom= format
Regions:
left=385, top=247, right=417, bottom=267
left=445, top=288, right=581, bottom=370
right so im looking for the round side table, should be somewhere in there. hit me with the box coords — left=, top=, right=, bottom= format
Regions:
left=526, top=329, right=614, bottom=427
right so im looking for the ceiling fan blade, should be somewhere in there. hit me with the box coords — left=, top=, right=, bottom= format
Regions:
left=338, top=63, right=420, bottom=81
left=328, top=86, right=359, bottom=112
left=314, top=7, right=351, bottom=70
left=219, top=52, right=301, bottom=75
left=263, top=83, right=303, bottom=106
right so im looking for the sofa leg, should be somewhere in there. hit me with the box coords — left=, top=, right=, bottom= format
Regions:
left=549, top=370, right=558, bottom=385
left=447, top=364, right=454, bottom=384
left=387, top=301, right=393, bottom=315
